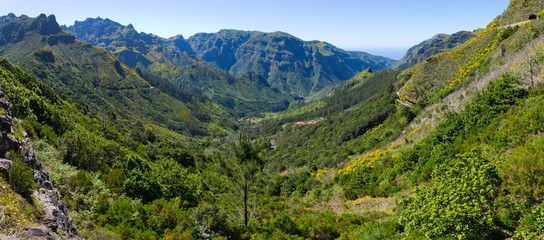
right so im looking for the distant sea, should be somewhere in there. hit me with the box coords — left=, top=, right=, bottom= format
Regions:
left=346, top=47, right=410, bottom=61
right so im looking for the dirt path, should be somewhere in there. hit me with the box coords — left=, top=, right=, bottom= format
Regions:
left=396, top=91, right=414, bottom=107
left=499, top=20, right=532, bottom=29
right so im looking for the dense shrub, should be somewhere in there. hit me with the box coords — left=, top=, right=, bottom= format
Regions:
left=400, top=151, right=502, bottom=239
left=192, top=205, right=234, bottom=239
left=62, top=130, right=104, bottom=172
left=7, top=154, right=38, bottom=200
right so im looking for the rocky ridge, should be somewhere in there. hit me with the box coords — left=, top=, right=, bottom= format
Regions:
left=0, top=89, right=79, bottom=239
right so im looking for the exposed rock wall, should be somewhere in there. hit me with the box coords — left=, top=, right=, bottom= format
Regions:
left=0, top=89, right=79, bottom=239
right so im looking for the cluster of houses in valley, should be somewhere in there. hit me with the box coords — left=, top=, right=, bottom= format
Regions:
left=270, top=117, right=325, bottom=150
left=292, top=117, right=325, bottom=128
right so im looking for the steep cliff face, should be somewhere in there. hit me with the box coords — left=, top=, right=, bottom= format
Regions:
left=0, top=89, right=79, bottom=239
left=188, top=29, right=396, bottom=96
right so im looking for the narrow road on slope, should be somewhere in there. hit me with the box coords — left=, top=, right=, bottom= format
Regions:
left=396, top=91, right=414, bottom=107
left=498, top=20, right=532, bottom=29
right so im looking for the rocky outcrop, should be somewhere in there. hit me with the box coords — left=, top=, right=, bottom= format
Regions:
left=20, top=227, right=63, bottom=240
left=0, top=13, right=65, bottom=45
left=0, top=89, right=79, bottom=239
left=0, top=159, right=11, bottom=179
left=0, top=90, right=15, bottom=177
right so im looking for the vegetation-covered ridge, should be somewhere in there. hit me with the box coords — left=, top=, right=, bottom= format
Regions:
left=243, top=0, right=544, bottom=238
left=188, top=29, right=396, bottom=96
left=62, top=17, right=292, bottom=117
left=2, top=0, right=544, bottom=239
left=392, top=30, right=477, bottom=70
left=0, top=13, right=242, bottom=136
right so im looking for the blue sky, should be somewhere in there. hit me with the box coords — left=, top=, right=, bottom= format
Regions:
left=0, top=0, right=511, bottom=59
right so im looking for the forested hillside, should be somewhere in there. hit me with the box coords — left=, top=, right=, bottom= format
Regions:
left=188, top=29, right=395, bottom=96
left=0, top=13, right=234, bottom=137
left=248, top=0, right=544, bottom=238
left=63, top=18, right=292, bottom=117
left=1, top=0, right=544, bottom=239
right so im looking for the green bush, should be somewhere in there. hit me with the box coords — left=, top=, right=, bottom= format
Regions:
left=352, top=221, right=402, bottom=240
left=400, top=151, right=502, bottom=239
left=273, top=214, right=298, bottom=235
left=513, top=204, right=544, bottom=239
left=123, top=169, right=161, bottom=204
left=62, top=130, right=105, bottom=172
left=7, top=153, right=38, bottom=200
left=500, top=26, right=519, bottom=41
left=68, top=170, right=93, bottom=192
left=192, top=205, right=233, bottom=239
left=499, top=137, right=544, bottom=204
left=102, top=168, right=127, bottom=194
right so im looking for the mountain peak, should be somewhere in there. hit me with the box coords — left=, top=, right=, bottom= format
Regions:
left=34, top=14, right=61, bottom=35
left=0, top=14, right=65, bottom=45
left=0, top=13, right=61, bottom=35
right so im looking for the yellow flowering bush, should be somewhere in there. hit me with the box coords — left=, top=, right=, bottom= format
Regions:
left=406, top=122, right=430, bottom=139
left=337, top=141, right=403, bottom=175
left=0, top=178, right=40, bottom=235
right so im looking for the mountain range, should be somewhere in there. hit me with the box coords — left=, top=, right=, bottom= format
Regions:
left=188, top=29, right=395, bottom=96
left=0, top=13, right=229, bottom=136
left=3, top=0, right=544, bottom=239
left=0, top=13, right=398, bottom=137
left=61, top=18, right=293, bottom=118
left=63, top=18, right=394, bottom=98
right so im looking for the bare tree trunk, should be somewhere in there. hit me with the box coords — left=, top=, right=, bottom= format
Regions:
left=244, top=182, right=248, bottom=227
left=529, top=59, right=535, bottom=88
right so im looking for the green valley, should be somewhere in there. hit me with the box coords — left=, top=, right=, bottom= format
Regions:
left=0, top=13, right=229, bottom=137
left=1, top=0, right=544, bottom=239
